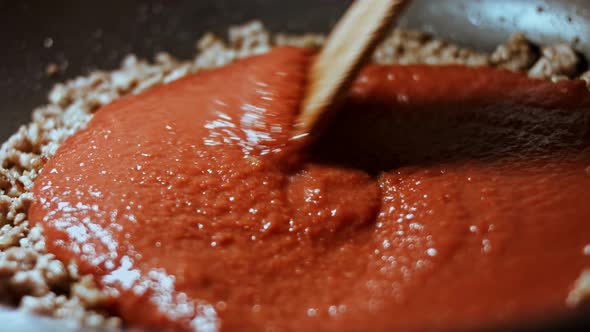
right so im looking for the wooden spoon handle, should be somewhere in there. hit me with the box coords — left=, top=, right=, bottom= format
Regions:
left=293, top=0, right=409, bottom=141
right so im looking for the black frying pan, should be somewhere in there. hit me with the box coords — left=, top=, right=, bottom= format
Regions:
left=0, top=0, right=589, bottom=331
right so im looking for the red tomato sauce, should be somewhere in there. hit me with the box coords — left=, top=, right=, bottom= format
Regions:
left=30, top=47, right=590, bottom=331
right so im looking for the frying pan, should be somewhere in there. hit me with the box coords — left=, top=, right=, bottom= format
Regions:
left=0, top=0, right=589, bottom=331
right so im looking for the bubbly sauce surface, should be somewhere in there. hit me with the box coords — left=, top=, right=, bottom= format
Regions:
left=30, top=47, right=590, bottom=331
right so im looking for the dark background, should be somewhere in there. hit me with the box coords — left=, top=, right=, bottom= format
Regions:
left=0, top=0, right=589, bottom=331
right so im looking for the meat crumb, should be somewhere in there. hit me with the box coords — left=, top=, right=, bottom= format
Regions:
left=566, top=270, right=590, bottom=307
left=580, top=70, right=590, bottom=88
left=274, top=33, right=325, bottom=50
left=45, top=63, right=60, bottom=77
left=529, top=44, right=581, bottom=79
left=490, top=33, right=538, bottom=71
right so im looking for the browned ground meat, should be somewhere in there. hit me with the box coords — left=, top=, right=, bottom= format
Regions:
left=581, top=70, right=590, bottom=88
left=490, top=33, right=539, bottom=71
left=529, top=43, right=581, bottom=80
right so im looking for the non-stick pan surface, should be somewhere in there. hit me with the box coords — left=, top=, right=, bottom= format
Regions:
left=0, top=0, right=589, bottom=331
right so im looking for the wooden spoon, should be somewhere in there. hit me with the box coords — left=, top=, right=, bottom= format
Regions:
left=293, top=0, right=409, bottom=141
